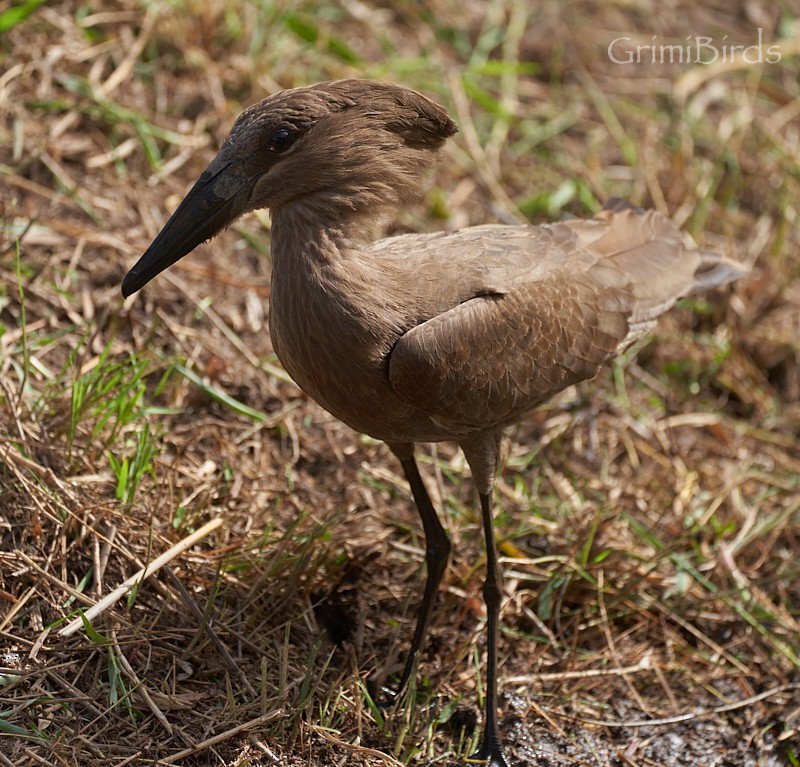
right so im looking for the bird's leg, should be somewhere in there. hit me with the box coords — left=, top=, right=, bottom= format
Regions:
left=467, top=490, right=509, bottom=767
left=383, top=455, right=451, bottom=704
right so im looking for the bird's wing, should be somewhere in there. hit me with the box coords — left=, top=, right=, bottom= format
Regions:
left=386, top=266, right=633, bottom=430
left=386, top=207, right=716, bottom=431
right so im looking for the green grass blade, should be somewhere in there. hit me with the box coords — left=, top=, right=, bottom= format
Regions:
left=174, top=363, right=272, bottom=422
left=0, top=0, right=46, bottom=34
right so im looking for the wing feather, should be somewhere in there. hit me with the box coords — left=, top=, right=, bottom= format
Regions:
left=382, top=202, right=741, bottom=434
left=387, top=272, right=633, bottom=430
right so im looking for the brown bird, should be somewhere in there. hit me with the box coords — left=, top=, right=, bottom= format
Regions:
left=122, top=79, right=744, bottom=766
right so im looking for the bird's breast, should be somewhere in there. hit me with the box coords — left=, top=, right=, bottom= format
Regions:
left=267, top=261, right=448, bottom=444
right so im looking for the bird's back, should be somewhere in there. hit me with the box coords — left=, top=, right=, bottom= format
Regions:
left=381, top=201, right=742, bottom=436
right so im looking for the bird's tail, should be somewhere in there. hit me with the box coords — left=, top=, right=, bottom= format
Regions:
left=688, top=250, right=749, bottom=296
left=601, top=197, right=748, bottom=295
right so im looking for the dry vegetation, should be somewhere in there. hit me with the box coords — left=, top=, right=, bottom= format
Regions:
left=1, top=1, right=799, bottom=765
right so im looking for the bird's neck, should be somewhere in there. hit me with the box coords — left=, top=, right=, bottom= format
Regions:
left=267, top=200, right=399, bottom=399
left=270, top=200, right=383, bottom=271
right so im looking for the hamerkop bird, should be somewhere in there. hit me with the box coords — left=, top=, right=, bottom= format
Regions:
left=123, top=79, right=744, bottom=765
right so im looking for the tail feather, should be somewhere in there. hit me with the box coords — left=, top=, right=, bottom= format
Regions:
left=688, top=250, right=749, bottom=296
left=583, top=200, right=747, bottom=353
left=598, top=198, right=747, bottom=298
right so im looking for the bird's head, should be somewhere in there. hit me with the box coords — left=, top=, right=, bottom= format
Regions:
left=122, top=79, right=457, bottom=296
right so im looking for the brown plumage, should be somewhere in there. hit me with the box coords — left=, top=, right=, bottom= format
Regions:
left=122, top=79, right=745, bottom=766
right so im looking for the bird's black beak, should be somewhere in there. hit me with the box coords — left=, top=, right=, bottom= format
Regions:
left=122, top=166, right=243, bottom=297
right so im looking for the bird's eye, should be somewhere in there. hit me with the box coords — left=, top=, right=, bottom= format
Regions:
left=267, top=129, right=294, bottom=153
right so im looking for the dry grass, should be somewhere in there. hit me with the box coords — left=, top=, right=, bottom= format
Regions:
left=1, top=1, right=799, bottom=765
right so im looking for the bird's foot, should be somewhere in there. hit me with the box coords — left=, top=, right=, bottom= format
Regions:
left=375, top=687, right=399, bottom=713
left=464, top=742, right=510, bottom=767
left=367, top=655, right=422, bottom=713
left=366, top=674, right=417, bottom=715
left=365, top=675, right=397, bottom=712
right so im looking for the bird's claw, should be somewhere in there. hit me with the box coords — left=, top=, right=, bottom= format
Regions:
left=465, top=744, right=510, bottom=767
left=365, top=674, right=407, bottom=713
left=375, top=688, right=398, bottom=712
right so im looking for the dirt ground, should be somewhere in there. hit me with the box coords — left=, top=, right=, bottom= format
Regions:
left=1, top=1, right=799, bottom=766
